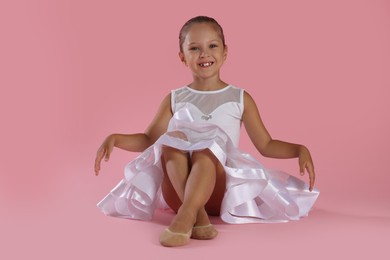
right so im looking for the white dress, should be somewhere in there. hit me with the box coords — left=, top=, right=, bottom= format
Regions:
left=97, top=85, right=320, bottom=224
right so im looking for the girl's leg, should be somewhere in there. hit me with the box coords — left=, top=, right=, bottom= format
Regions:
left=166, top=149, right=225, bottom=235
left=204, top=161, right=226, bottom=216
left=161, top=146, right=212, bottom=227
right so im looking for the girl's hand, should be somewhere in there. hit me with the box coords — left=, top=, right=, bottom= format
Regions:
left=94, top=134, right=116, bottom=176
left=298, top=146, right=316, bottom=191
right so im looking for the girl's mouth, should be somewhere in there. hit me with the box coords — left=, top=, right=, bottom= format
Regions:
left=199, top=62, right=214, bottom=67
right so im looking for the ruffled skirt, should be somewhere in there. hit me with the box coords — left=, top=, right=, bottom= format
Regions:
left=97, top=108, right=319, bottom=224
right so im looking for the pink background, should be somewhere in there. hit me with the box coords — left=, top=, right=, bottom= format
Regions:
left=1, top=0, right=389, bottom=259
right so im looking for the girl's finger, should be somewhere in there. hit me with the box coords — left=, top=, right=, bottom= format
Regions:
left=94, top=149, right=105, bottom=175
left=299, top=162, right=305, bottom=176
left=306, top=164, right=315, bottom=191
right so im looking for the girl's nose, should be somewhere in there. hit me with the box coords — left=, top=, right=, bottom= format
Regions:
left=200, top=49, right=210, bottom=58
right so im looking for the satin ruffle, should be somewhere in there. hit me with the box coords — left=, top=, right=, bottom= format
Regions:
left=97, top=107, right=319, bottom=223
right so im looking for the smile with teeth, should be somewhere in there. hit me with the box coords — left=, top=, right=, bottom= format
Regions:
left=199, top=62, right=214, bottom=67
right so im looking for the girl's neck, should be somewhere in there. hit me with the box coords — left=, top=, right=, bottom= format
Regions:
left=188, top=77, right=228, bottom=91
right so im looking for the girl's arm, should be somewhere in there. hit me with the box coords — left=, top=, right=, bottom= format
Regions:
left=242, top=91, right=315, bottom=191
left=94, top=94, right=173, bottom=175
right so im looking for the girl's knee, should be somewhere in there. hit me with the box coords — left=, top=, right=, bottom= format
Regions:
left=162, top=145, right=189, bottom=158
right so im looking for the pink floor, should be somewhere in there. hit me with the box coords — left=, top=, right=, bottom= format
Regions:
left=1, top=175, right=389, bottom=260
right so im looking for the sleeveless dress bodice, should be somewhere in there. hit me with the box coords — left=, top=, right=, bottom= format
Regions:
left=171, top=85, right=243, bottom=147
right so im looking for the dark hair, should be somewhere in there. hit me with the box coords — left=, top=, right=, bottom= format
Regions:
left=179, top=16, right=226, bottom=52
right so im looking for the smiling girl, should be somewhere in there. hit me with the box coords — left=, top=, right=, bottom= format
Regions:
left=95, top=16, right=319, bottom=247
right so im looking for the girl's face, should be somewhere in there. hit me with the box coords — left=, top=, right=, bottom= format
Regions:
left=179, top=23, right=227, bottom=81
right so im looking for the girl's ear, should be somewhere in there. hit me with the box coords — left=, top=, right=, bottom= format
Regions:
left=179, top=52, right=187, bottom=66
left=223, top=45, right=228, bottom=61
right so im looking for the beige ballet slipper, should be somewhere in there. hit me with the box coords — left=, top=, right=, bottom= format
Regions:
left=159, top=228, right=192, bottom=247
left=191, top=224, right=218, bottom=240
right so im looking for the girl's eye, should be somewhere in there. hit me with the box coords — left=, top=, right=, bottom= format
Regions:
left=189, top=47, right=199, bottom=51
left=210, top=44, right=218, bottom=48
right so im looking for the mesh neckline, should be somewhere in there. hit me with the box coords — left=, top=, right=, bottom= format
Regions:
left=184, top=85, right=232, bottom=94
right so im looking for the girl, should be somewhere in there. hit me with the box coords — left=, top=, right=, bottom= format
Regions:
left=94, top=16, right=319, bottom=247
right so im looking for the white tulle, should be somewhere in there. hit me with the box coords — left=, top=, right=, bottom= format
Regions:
left=97, top=107, right=319, bottom=224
